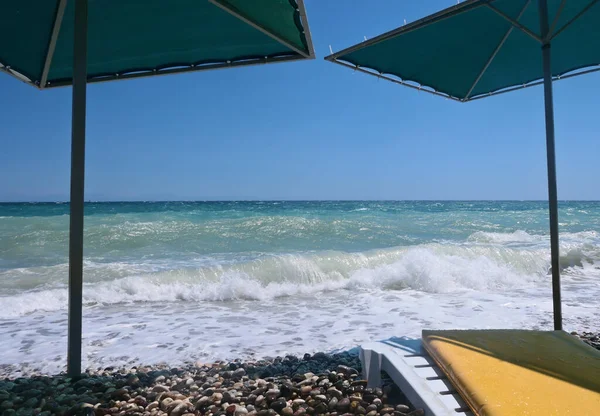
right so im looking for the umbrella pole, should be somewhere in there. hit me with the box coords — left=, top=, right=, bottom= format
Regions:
left=67, top=0, right=88, bottom=378
left=539, top=0, right=562, bottom=331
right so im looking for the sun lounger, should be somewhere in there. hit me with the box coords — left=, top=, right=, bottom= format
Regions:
left=360, top=337, right=474, bottom=415
left=360, top=330, right=600, bottom=416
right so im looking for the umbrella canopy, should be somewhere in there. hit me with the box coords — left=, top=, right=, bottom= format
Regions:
left=1, top=0, right=313, bottom=377
left=325, top=0, right=599, bottom=100
left=0, top=0, right=314, bottom=88
left=326, top=0, right=600, bottom=331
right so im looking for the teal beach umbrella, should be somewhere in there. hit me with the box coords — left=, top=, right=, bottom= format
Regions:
left=326, top=0, right=600, bottom=331
left=1, top=0, right=314, bottom=377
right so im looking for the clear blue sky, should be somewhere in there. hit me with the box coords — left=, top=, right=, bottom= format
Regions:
left=1, top=0, right=599, bottom=202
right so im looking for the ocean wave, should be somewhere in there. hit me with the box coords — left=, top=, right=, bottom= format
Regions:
left=468, top=230, right=599, bottom=244
left=0, top=243, right=555, bottom=318
left=468, top=230, right=540, bottom=244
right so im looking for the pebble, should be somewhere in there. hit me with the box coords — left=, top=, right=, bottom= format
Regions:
left=315, top=402, right=329, bottom=413
left=328, top=397, right=338, bottom=410
left=0, top=351, right=424, bottom=416
left=270, top=398, right=287, bottom=412
left=266, top=389, right=281, bottom=400
left=336, top=398, right=351, bottom=412
left=171, top=402, right=189, bottom=416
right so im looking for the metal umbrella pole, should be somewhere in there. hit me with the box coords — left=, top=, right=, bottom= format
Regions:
left=539, top=0, right=562, bottom=331
left=67, top=0, right=88, bottom=377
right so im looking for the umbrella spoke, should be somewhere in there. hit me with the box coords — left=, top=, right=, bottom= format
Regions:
left=548, top=0, right=567, bottom=39
left=550, top=0, right=600, bottom=41
left=40, top=0, right=67, bottom=89
left=465, top=0, right=531, bottom=100
left=486, top=2, right=542, bottom=43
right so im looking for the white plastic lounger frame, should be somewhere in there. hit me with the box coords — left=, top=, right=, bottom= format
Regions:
left=359, top=338, right=474, bottom=416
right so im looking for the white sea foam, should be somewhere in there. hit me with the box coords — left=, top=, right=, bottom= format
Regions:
left=0, top=242, right=564, bottom=318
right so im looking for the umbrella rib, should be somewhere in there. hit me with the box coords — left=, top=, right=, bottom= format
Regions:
left=550, top=0, right=600, bottom=41
left=0, top=62, right=34, bottom=86
left=548, top=0, right=567, bottom=39
left=208, top=0, right=311, bottom=58
left=297, top=0, right=316, bottom=59
left=465, top=0, right=531, bottom=100
left=40, top=0, right=67, bottom=89
left=44, top=55, right=305, bottom=88
left=486, top=3, right=542, bottom=43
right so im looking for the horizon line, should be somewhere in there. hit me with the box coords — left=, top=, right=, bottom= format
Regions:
left=2, top=199, right=600, bottom=204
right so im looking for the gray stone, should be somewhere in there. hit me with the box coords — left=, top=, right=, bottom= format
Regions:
left=251, top=388, right=267, bottom=396
left=328, top=397, right=338, bottom=410
left=160, top=397, right=174, bottom=411
left=23, top=398, right=38, bottom=408
left=327, top=388, right=343, bottom=399
left=233, top=368, right=246, bottom=380
left=0, top=401, right=13, bottom=411
left=234, top=405, right=249, bottom=416
left=336, top=398, right=350, bottom=412
left=171, top=402, right=191, bottom=416
left=224, top=390, right=237, bottom=403
left=270, top=399, right=287, bottom=413
left=265, top=389, right=280, bottom=401
left=336, top=365, right=358, bottom=377
left=314, top=402, right=328, bottom=414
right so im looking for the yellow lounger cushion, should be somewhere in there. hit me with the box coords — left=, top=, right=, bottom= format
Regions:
left=422, top=330, right=600, bottom=416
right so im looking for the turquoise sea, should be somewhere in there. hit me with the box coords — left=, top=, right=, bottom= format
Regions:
left=1, top=201, right=599, bottom=375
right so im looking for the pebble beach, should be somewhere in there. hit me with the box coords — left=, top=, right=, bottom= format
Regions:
left=1, top=332, right=599, bottom=416
left=0, top=352, right=424, bottom=416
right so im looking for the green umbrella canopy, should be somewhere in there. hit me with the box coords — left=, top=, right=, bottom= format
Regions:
left=325, top=0, right=599, bottom=101
left=0, top=0, right=314, bottom=89
left=326, top=0, right=600, bottom=332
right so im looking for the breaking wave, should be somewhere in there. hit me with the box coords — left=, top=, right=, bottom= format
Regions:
left=0, top=242, right=561, bottom=318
